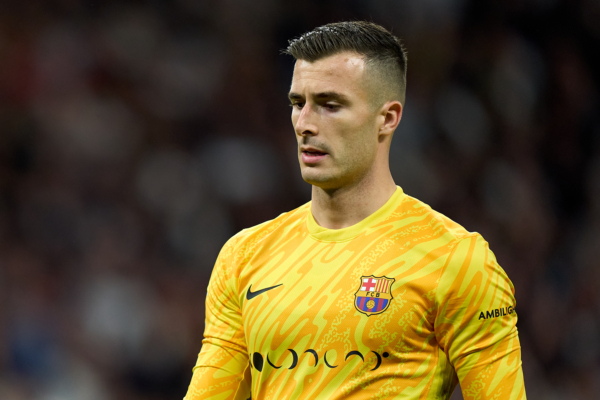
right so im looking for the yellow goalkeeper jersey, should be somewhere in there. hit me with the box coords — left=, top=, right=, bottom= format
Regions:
left=185, top=187, right=526, bottom=400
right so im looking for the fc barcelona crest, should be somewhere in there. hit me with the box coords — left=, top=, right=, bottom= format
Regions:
left=354, top=275, right=395, bottom=317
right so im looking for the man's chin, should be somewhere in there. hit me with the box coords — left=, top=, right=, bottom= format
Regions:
left=301, top=170, right=342, bottom=189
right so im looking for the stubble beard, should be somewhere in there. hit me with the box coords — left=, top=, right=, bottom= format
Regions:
left=301, top=164, right=342, bottom=190
left=301, top=152, right=373, bottom=192
left=299, top=123, right=379, bottom=191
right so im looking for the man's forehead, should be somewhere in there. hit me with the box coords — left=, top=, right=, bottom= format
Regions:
left=294, top=52, right=365, bottom=72
left=290, top=52, right=368, bottom=94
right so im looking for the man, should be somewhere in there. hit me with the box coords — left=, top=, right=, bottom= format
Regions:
left=185, top=21, right=526, bottom=399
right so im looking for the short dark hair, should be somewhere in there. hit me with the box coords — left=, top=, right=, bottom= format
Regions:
left=283, top=21, right=407, bottom=105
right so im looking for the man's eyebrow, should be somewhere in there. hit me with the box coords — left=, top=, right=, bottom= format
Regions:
left=314, top=91, right=349, bottom=102
left=288, top=91, right=350, bottom=102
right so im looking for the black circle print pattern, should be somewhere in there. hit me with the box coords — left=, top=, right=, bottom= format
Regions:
left=250, top=349, right=389, bottom=372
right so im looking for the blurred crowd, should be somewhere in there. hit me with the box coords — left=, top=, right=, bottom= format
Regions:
left=0, top=1, right=599, bottom=399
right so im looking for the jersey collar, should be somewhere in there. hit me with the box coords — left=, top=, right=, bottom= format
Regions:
left=306, top=186, right=405, bottom=242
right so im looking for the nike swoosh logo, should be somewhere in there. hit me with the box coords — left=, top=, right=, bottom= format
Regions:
left=246, top=283, right=283, bottom=300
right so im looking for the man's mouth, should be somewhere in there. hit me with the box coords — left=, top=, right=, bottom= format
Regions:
left=301, top=149, right=328, bottom=164
left=303, top=150, right=326, bottom=156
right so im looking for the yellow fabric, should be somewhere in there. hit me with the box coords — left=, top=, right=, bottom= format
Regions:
left=185, top=187, right=526, bottom=399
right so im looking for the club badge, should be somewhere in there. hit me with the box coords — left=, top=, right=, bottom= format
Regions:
left=354, top=275, right=395, bottom=317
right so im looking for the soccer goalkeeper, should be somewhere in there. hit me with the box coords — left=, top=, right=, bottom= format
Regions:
left=185, top=21, right=526, bottom=400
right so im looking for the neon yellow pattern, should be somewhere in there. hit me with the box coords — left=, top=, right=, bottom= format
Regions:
left=185, top=187, right=526, bottom=399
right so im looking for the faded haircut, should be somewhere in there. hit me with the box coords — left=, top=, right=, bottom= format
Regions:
left=283, top=21, right=408, bottom=106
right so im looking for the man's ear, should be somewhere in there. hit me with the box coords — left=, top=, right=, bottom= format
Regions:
left=379, top=101, right=403, bottom=139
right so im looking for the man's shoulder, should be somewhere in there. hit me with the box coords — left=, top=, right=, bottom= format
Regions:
left=401, top=193, right=479, bottom=244
left=226, top=201, right=311, bottom=251
left=404, top=195, right=510, bottom=305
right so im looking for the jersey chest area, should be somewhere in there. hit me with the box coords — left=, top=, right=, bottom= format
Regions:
left=237, top=237, right=447, bottom=375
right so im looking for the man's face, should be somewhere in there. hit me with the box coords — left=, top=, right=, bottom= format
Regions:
left=289, top=52, right=382, bottom=190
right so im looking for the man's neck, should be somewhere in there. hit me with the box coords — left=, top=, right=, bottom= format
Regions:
left=310, top=174, right=397, bottom=230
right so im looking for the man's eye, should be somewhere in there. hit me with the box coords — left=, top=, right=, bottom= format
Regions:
left=324, top=103, right=340, bottom=110
left=290, top=103, right=304, bottom=109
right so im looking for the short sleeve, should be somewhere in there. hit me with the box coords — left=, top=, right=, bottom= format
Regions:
left=184, top=236, right=251, bottom=400
left=434, top=234, right=526, bottom=400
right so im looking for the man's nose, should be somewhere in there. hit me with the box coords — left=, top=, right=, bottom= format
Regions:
left=294, top=105, right=318, bottom=137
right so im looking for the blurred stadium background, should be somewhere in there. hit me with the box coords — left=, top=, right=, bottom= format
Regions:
left=0, top=0, right=599, bottom=399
